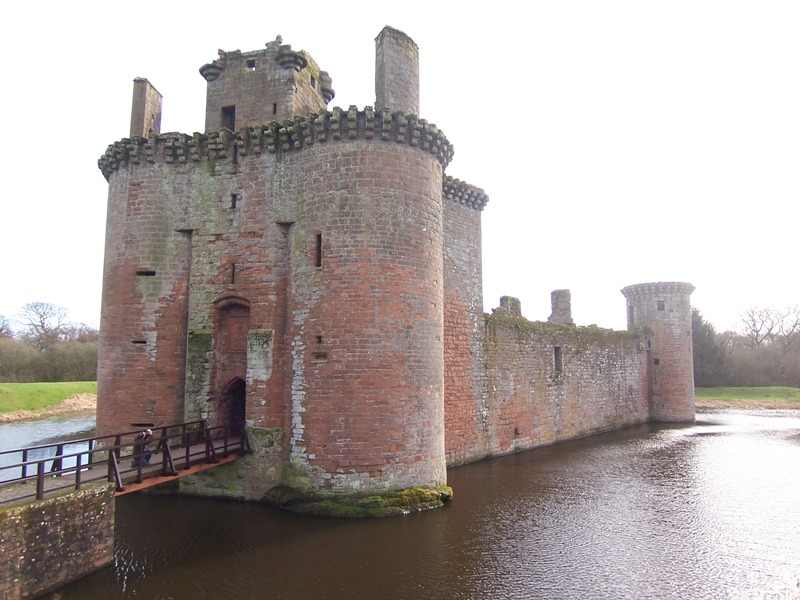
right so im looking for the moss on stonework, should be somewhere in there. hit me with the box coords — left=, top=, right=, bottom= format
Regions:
left=263, top=485, right=453, bottom=518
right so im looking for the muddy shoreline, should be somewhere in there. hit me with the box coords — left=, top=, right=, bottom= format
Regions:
left=1, top=394, right=797, bottom=424
left=0, top=393, right=97, bottom=423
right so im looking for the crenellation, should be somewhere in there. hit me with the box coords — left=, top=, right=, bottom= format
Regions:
left=100, top=108, right=455, bottom=180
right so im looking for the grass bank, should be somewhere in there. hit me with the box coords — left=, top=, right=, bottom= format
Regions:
left=0, top=382, right=97, bottom=414
left=695, top=386, right=800, bottom=409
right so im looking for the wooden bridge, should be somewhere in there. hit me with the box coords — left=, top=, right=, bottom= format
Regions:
left=0, top=420, right=251, bottom=506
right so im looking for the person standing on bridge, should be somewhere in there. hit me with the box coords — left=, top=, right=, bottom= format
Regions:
left=132, top=429, right=153, bottom=467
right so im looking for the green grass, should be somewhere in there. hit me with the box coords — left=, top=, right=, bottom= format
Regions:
left=695, top=386, right=800, bottom=403
left=0, top=382, right=97, bottom=413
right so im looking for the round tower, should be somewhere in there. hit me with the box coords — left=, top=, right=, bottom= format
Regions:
left=621, top=282, right=696, bottom=422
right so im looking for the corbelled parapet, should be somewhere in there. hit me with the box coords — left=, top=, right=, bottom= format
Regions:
left=98, top=106, right=454, bottom=180
left=443, top=176, right=489, bottom=211
left=621, top=281, right=696, bottom=298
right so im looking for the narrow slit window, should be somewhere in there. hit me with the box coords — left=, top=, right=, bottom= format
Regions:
left=272, top=103, right=278, bottom=115
left=554, top=346, right=563, bottom=373
left=230, top=193, right=239, bottom=209
left=131, top=339, right=147, bottom=345
left=315, top=233, right=323, bottom=268
left=310, top=75, right=316, bottom=89
left=232, top=144, right=239, bottom=165
left=136, top=270, right=156, bottom=276
left=221, top=105, right=236, bottom=130
left=229, top=263, right=236, bottom=285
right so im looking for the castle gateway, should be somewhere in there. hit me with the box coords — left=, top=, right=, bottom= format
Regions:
left=97, top=27, right=694, bottom=516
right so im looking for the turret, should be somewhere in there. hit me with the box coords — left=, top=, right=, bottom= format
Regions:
left=621, top=282, right=696, bottom=422
left=199, top=37, right=334, bottom=132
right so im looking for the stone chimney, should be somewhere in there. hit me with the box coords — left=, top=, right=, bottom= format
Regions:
left=548, top=289, right=574, bottom=325
left=375, top=26, right=419, bottom=115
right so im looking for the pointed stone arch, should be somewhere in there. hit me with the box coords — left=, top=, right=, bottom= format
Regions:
left=213, top=297, right=250, bottom=431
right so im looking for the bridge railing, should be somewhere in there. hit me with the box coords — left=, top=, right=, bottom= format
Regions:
left=0, top=420, right=250, bottom=506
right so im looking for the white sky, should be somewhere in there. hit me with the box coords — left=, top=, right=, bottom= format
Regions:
left=1, top=1, right=797, bottom=333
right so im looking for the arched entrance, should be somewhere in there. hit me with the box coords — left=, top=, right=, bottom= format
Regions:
left=214, top=299, right=250, bottom=433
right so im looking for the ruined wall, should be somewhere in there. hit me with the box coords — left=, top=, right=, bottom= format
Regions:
left=480, top=312, right=650, bottom=459
left=0, top=485, right=115, bottom=600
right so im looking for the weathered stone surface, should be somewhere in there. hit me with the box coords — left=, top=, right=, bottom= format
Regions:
left=0, top=485, right=115, bottom=600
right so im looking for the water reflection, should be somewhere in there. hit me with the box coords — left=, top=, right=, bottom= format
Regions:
left=51, top=410, right=800, bottom=599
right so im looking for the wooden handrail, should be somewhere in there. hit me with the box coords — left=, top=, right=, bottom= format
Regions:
left=0, top=421, right=250, bottom=505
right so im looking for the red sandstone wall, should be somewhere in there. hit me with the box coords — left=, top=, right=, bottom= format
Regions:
left=279, top=141, right=446, bottom=493
left=481, top=314, right=649, bottom=458
left=443, top=199, right=489, bottom=466
left=97, top=164, right=192, bottom=436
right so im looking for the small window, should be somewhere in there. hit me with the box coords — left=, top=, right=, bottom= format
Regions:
left=272, top=103, right=278, bottom=115
left=247, top=59, right=256, bottom=71
left=316, top=335, right=323, bottom=344
left=310, top=75, right=316, bottom=89
left=230, top=193, right=239, bottom=209
left=657, top=300, right=665, bottom=311
left=136, top=270, right=156, bottom=276
left=554, top=346, right=563, bottom=373
left=221, top=105, right=236, bottom=130
left=654, top=358, right=661, bottom=366
left=315, top=233, right=323, bottom=268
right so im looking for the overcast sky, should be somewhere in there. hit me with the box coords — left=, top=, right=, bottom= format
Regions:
left=1, top=1, right=797, bottom=333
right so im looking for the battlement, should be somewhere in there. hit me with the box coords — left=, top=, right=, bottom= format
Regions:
left=443, top=176, right=489, bottom=211
left=621, top=282, right=696, bottom=298
left=99, top=106, right=454, bottom=180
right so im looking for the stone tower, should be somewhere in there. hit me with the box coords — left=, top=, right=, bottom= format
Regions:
left=621, top=282, right=696, bottom=422
left=97, top=27, right=477, bottom=514
left=199, top=37, right=334, bottom=132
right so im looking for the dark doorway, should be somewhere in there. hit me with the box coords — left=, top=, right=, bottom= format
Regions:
left=222, top=377, right=246, bottom=435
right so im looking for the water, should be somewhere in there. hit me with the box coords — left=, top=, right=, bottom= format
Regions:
left=32, top=409, right=800, bottom=599
left=0, top=413, right=95, bottom=482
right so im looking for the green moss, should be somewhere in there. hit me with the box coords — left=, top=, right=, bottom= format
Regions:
left=263, top=485, right=453, bottom=518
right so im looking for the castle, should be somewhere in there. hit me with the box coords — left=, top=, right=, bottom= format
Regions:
left=97, top=27, right=695, bottom=515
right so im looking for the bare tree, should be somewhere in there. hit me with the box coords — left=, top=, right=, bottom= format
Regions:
left=0, top=315, right=12, bottom=338
left=740, top=306, right=779, bottom=348
left=15, top=302, right=69, bottom=350
left=776, top=305, right=800, bottom=349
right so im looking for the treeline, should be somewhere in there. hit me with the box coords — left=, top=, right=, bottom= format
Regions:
left=0, top=303, right=98, bottom=382
left=693, top=306, right=800, bottom=387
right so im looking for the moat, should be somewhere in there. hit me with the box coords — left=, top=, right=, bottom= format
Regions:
left=22, top=408, right=796, bottom=599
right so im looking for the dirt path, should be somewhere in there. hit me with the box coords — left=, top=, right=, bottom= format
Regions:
left=0, top=393, right=97, bottom=423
